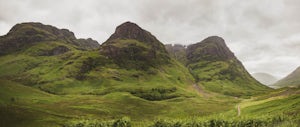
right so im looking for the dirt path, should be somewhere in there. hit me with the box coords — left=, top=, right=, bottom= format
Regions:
left=237, top=104, right=241, bottom=116
left=193, top=84, right=207, bottom=98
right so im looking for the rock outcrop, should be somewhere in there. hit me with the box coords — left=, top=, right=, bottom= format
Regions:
left=186, top=36, right=235, bottom=63
left=38, top=45, right=70, bottom=56
left=106, top=21, right=159, bottom=44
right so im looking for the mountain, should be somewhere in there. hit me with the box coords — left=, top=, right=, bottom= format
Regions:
left=186, top=36, right=270, bottom=97
left=252, top=72, right=278, bottom=86
left=273, top=67, right=300, bottom=88
left=100, top=22, right=170, bottom=70
left=0, top=22, right=99, bottom=55
left=0, top=22, right=295, bottom=127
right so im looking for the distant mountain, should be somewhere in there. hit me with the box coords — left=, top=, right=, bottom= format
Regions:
left=165, top=44, right=187, bottom=65
left=252, top=72, right=278, bottom=86
left=0, top=22, right=99, bottom=55
left=273, top=67, right=300, bottom=88
left=100, top=21, right=170, bottom=70
left=186, top=36, right=270, bottom=97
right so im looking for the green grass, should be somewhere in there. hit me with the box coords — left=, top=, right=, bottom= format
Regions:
left=0, top=78, right=239, bottom=126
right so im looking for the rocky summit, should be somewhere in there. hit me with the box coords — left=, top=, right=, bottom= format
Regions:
left=106, top=21, right=159, bottom=43
left=186, top=36, right=235, bottom=63
left=100, top=22, right=169, bottom=69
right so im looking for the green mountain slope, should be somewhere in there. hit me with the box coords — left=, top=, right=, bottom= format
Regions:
left=186, top=36, right=270, bottom=97
left=273, top=66, right=300, bottom=88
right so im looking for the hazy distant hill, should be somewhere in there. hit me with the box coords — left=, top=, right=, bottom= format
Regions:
left=252, top=72, right=278, bottom=87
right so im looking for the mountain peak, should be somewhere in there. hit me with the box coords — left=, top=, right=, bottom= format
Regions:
left=187, top=36, right=235, bottom=62
left=105, top=21, right=159, bottom=43
left=202, top=36, right=225, bottom=43
left=100, top=22, right=169, bottom=69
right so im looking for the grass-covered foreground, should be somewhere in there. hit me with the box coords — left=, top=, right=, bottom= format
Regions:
left=64, top=87, right=300, bottom=127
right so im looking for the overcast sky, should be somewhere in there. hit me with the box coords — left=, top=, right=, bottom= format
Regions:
left=1, top=0, right=300, bottom=78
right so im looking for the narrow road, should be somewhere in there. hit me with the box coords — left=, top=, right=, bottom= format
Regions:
left=237, top=104, right=241, bottom=116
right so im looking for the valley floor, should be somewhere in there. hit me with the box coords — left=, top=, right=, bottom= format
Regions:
left=0, top=79, right=299, bottom=127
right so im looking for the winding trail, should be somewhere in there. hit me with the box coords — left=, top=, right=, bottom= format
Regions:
left=237, top=104, right=241, bottom=116
left=192, top=84, right=208, bottom=98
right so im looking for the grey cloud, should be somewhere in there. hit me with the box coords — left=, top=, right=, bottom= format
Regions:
left=0, top=0, right=300, bottom=78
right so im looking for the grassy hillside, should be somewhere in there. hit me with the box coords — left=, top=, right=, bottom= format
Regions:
left=136, top=88, right=300, bottom=127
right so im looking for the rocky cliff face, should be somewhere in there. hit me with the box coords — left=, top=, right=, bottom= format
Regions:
left=186, top=36, right=235, bottom=63
left=0, top=22, right=99, bottom=55
left=100, top=22, right=169, bottom=70
left=76, top=38, right=100, bottom=50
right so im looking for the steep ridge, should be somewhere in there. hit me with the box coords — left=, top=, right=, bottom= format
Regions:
left=186, top=36, right=270, bottom=97
left=0, top=22, right=99, bottom=55
left=273, top=66, right=300, bottom=88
